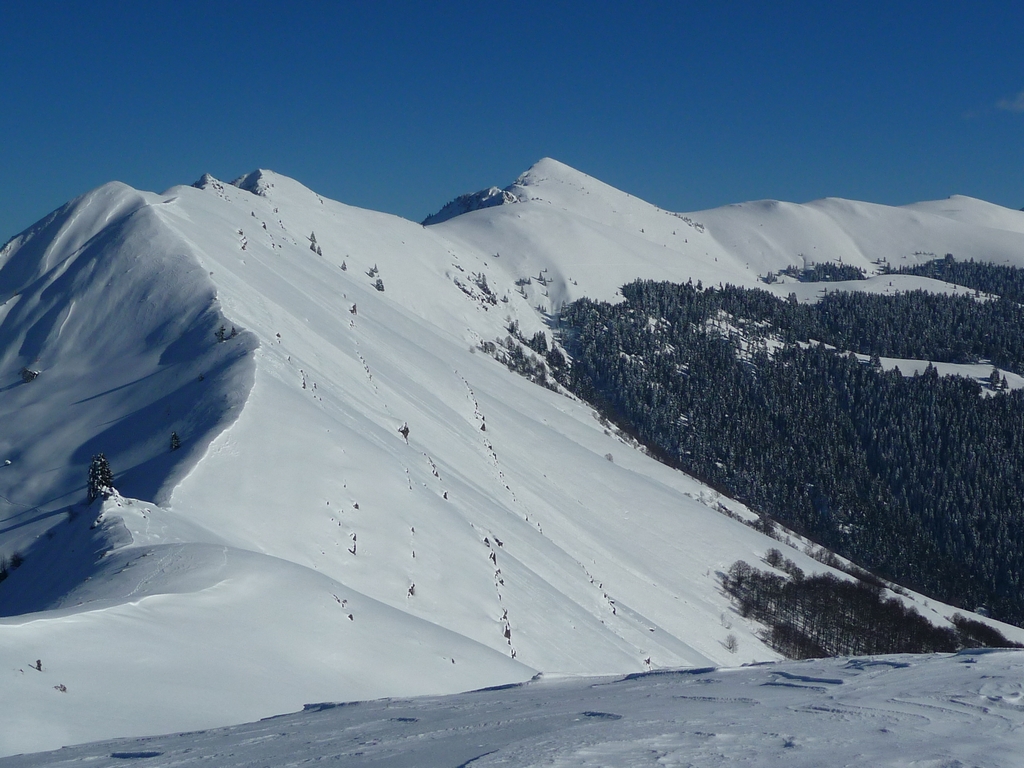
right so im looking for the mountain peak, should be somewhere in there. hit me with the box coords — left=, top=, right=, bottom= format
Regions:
left=192, top=170, right=289, bottom=198
left=503, top=157, right=656, bottom=219
left=191, top=173, right=219, bottom=190
left=512, top=157, right=589, bottom=187
left=421, top=185, right=520, bottom=225
left=231, top=169, right=275, bottom=197
left=422, top=158, right=616, bottom=226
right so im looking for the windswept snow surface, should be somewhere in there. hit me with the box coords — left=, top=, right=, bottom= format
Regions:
left=2, top=160, right=1024, bottom=756
left=4, top=650, right=1023, bottom=767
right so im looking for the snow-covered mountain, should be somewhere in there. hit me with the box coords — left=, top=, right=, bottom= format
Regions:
left=2, top=158, right=1023, bottom=757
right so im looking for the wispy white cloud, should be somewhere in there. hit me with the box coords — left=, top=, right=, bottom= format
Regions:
left=996, top=90, right=1024, bottom=113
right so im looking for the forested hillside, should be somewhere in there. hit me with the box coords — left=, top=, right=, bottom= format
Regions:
left=558, top=274, right=1024, bottom=625
left=889, top=253, right=1024, bottom=303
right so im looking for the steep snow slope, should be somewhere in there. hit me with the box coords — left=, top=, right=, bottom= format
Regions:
left=2, top=161, right=1023, bottom=757
left=0, top=182, right=256, bottom=557
left=157, top=171, right=776, bottom=675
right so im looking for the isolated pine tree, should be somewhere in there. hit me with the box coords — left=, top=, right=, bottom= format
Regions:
left=170, top=432, right=181, bottom=451
left=87, top=454, right=114, bottom=503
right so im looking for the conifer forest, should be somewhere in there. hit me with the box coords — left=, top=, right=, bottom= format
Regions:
left=557, top=261, right=1024, bottom=627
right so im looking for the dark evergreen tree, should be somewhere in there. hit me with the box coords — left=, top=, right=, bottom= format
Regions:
left=780, top=263, right=867, bottom=282
left=87, top=454, right=114, bottom=503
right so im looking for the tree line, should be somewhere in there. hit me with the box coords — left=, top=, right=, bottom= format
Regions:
left=723, top=559, right=1020, bottom=658
left=888, top=253, right=1024, bottom=304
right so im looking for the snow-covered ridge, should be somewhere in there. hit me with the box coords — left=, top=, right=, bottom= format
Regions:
left=431, top=158, right=1024, bottom=312
left=2, top=160, right=1024, bottom=757
left=0, top=181, right=257, bottom=534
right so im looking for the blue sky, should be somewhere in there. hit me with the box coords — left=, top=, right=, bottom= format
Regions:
left=2, top=2, right=1022, bottom=240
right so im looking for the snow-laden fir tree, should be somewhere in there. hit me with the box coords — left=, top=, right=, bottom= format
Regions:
left=87, top=454, right=114, bottom=503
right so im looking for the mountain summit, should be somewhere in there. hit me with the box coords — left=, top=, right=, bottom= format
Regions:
left=422, top=185, right=520, bottom=225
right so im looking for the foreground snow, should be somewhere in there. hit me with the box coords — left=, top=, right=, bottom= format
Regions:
left=4, top=650, right=1022, bottom=767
